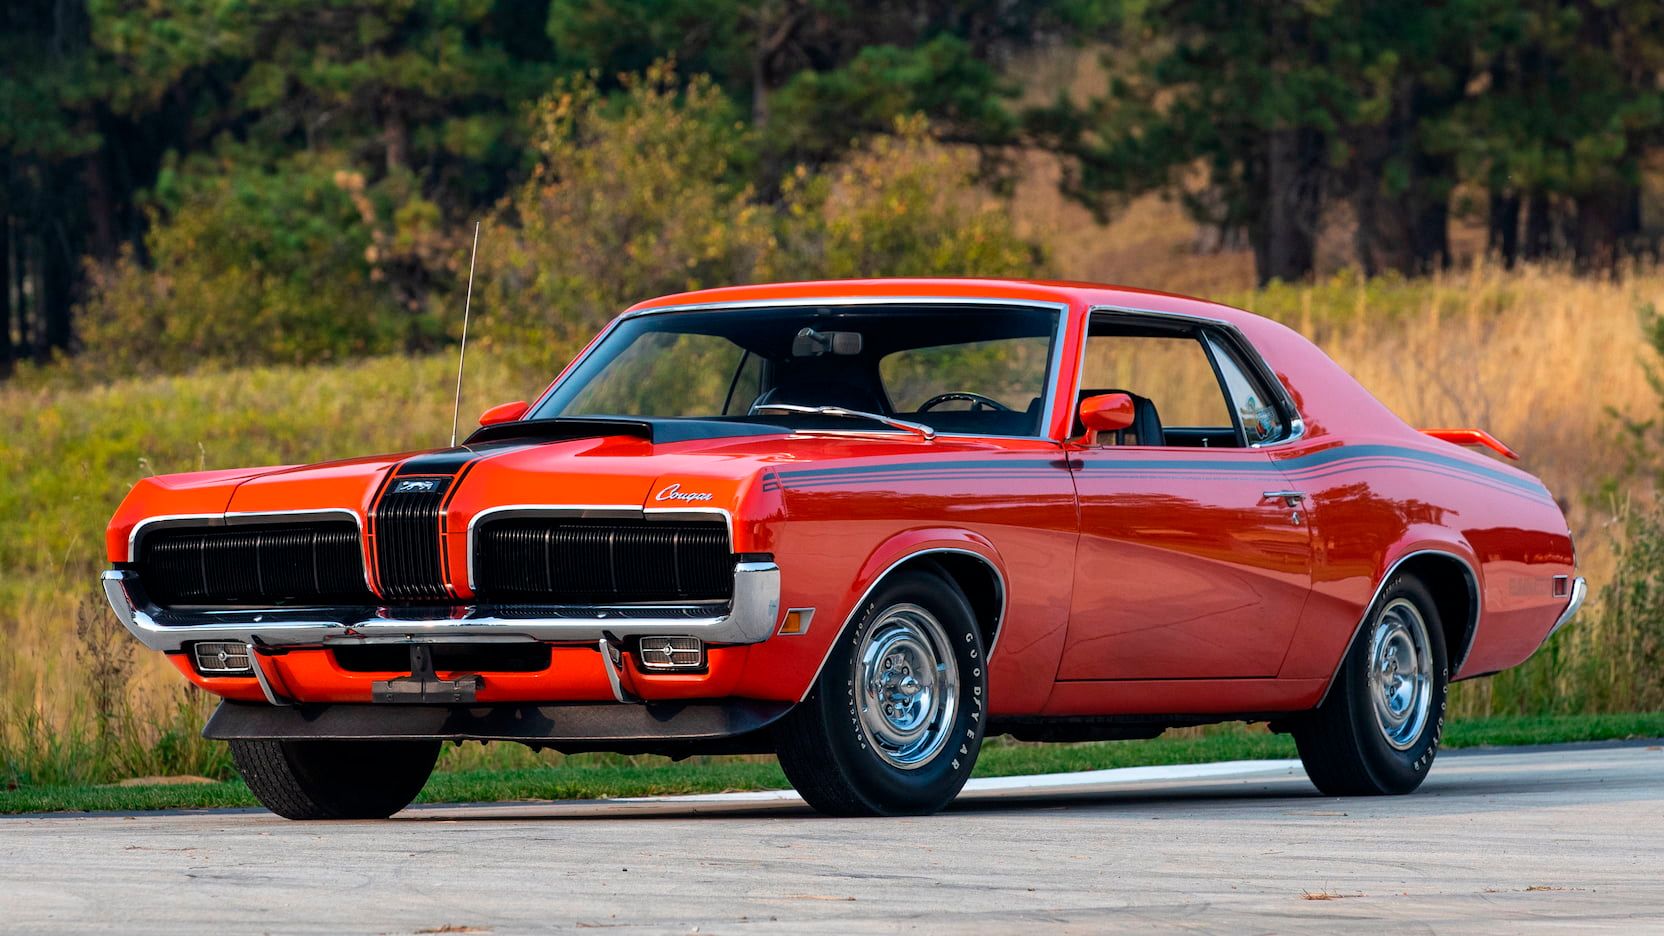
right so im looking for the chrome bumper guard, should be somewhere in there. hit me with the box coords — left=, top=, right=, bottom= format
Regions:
left=1545, top=575, right=1588, bottom=640
left=101, top=562, right=782, bottom=653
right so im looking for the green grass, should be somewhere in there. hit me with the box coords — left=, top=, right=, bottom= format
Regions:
left=5, top=711, right=1659, bottom=816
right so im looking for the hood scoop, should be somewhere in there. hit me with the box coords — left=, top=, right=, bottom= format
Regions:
left=465, top=416, right=784, bottom=447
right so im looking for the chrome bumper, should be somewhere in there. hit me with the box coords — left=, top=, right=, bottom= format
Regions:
left=1546, top=575, right=1588, bottom=640
left=101, top=562, right=782, bottom=653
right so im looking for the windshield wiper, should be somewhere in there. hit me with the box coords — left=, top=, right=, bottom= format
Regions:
left=752, top=403, right=936, bottom=441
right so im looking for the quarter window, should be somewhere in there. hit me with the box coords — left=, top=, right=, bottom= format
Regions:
left=1207, top=334, right=1286, bottom=444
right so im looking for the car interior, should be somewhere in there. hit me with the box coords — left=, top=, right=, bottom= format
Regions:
left=542, top=304, right=1289, bottom=445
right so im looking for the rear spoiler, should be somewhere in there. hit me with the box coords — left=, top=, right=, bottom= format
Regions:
left=1420, top=428, right=1519, bottom=460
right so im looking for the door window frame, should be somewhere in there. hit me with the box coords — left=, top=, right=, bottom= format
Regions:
left=1069, top=306, right=1306, bottom=449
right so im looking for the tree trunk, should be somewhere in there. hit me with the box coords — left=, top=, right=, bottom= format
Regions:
left=1253, top=127, right=1322, bottom=285
left=1523, top=191, right=1555, bottom=261
left=383, top=109, right=408, bottom=174
left=0, top=212, right=11, bottom=376
left=1488, top=191, right=1521, bottom=268
left=42, top=220, right=74, bottom=353
left=1573, top=184, right=1641, bottom=275
left=82, top=152, right=117, bottom=260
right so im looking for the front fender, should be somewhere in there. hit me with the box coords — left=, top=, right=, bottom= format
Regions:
left=727, top=526, right=1007, bottom=704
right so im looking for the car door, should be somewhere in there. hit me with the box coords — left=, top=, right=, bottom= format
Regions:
left=1060, top=316, right=1313, bottom=680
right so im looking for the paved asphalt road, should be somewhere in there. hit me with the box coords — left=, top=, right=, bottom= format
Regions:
left=2, top=742, right=1661, bottom=934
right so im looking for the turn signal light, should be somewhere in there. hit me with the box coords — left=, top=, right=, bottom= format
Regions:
left=778, top=608, right=815, bottom=636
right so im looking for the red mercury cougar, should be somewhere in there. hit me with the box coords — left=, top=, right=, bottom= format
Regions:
left=102, top=279, right=1584, bottom=818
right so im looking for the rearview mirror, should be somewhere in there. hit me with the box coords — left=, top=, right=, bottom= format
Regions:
left=792, top=327, right=863, bottom=357
left=1079, top=393, right=1135, bottom=434
left=478, top=400, right=530, bottom=427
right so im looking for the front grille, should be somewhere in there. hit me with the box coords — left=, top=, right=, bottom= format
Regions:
left=371, top=476, right=452, bottom=601
left=474, top=519, right=733, bottom=604
left=137, top=522, right=371, bottom=608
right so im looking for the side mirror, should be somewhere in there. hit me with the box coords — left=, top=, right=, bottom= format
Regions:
left=1079, top=393, right=1135, bottom=434
left=478, top=400, right=530, bottom=427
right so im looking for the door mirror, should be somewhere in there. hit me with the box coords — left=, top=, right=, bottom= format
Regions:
left=478, top=400, right=530, bottom=427
left=1079, top=393, right=1135, bottom=433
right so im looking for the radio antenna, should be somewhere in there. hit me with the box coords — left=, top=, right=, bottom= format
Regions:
left=449, top=221, right=481, bottom=447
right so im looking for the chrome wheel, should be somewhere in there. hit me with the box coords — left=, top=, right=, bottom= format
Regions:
left=854, top=603, right=960, bottom=769
left=1368, top=598, right=1433, bottom=751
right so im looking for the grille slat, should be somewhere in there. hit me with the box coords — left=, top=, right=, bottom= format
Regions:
left=137, top=522, right=370, bottom=608
left=475, top=519, right=733, bottom=604
left=371, top=478, right=452, bottom=601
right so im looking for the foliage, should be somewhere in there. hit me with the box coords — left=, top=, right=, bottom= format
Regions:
left=75, top=152, right=430, bottom=373
left=480, top=68, right=1044, bottom=359
left=771, top=115, right=1042, bottom=280
left=1039, top=0, right=1664, bottom=284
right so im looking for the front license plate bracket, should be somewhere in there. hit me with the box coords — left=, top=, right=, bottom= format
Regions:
left=372, top=644, right=483, bottom=704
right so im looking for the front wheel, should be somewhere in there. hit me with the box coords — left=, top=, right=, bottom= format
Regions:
left=231, top=738, right=440, bottom=819
left=1294, top=575, right=1448, bottom=796
left=775, top=570, right=987, bottom=816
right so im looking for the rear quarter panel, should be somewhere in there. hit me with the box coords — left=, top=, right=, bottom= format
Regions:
left=1231, top=313, right=1576, bottom=683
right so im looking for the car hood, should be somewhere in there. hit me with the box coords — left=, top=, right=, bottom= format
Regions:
left=109, top=436, right=773, bottom=562
left=107, top=420, right=997, bottom=563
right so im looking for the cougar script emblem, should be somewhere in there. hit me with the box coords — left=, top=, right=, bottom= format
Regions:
left=655, top=483, right=714, bottom=503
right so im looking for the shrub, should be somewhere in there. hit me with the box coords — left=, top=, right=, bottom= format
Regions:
left=480, top=67, right=1045, bottom=366
left=75, top=152, right=429, bottom=374
left=480, top=66, right=773, bottom=358
left=771, top=114, right=1042, bottom=280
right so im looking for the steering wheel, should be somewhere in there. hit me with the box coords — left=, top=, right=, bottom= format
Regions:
left=917, top=391, right=1012, bottom=413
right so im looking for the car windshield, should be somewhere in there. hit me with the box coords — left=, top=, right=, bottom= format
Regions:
left=532, top=303, right=1062, bottom=438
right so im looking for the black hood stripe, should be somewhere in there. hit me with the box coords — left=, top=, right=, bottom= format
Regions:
left=393, top=438, right=540, bottom=477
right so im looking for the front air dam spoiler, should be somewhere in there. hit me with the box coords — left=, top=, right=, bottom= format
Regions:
left=204, top=699, right=793, bottom=755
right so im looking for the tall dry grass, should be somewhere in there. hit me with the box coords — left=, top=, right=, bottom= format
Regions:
left=2, top=263, right=1660, bottom=782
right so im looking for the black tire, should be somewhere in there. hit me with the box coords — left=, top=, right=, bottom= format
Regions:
left=1294, top=575, right=1448, bottom=796
left=231, top=738, right=441, bottom=820
left=775, top=570, right=987, bottom=817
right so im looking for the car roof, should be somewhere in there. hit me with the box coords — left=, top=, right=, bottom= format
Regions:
left=624, top=277, right=1263, bottom=329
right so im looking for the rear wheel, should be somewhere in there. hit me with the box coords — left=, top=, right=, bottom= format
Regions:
left=231, top=738, right=440, bottom=819
left=775, top=570, right=987, bottom=816
left=1294, top=575, right=1448, bottom=796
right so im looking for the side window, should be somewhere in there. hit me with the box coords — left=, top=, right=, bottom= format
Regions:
left=1206, top=334, right=1286, bottom=444
left=1079, top=325, right=1236, bottom=445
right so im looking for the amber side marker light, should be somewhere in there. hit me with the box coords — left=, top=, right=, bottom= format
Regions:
left=778, top=608, right=816, bottom=636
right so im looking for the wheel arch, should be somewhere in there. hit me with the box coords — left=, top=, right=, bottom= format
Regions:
left=796, top=537, right=1008, bottom=703
left=1317, top=546, right=1481, bottom=705
left=1393, top=551, right=1482, bottom=678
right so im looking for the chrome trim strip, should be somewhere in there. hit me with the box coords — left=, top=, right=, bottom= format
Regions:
left=246, top=644, right=289, bottom=705
left=529, top=295, right=1074, bottom=442
left=1314, top=549, right=1482, bottom=705
left=599, top=639, right=639, bottom=704
left=1079, top=305, right=1307, bottom=448
left=796, top=547, right=1008, bottom=703
left=1546, top=576, right=1587, bottom=641
left=101, top=563, right=781, bottom=653
left=464, top=504, right=734, bottom=591
left=126, top=513, right=223, bottom=560
left=127, top=509, right=372, bottom=591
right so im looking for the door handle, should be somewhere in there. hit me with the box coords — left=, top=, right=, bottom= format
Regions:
left=1262, top=490, right=1305, bottom=505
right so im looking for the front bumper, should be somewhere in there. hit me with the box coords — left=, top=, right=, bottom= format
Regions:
left=101, top=561, right=782, bottom=653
